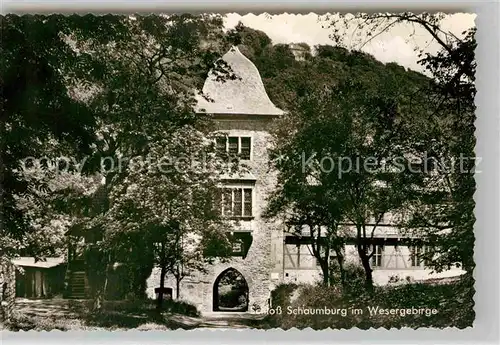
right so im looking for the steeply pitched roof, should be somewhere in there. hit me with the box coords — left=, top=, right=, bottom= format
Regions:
left=195, top=46, right=284, bottom=116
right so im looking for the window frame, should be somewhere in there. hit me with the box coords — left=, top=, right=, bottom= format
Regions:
left=410, top=245, right=430, bottom=268
left=371, top=244, right=384, bottom=268
left=215, top=135, right=253, bottom=160
left=219, top=186, right=254, bottom=219
left=231, top=238, right=244, bottom=254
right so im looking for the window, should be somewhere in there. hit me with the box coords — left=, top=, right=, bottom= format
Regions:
left=234, top=189, right=242, bottom=216
left=229, top=232, right=252, bottom=258
left=232, top=239, right=243, bottom=253
left=410, top=245, right=429, bottom=267
left=240, top=137, right=251, bottom=160
left=219, top=187, right=253, bottom=217
left=371, top=245, right=384, bottom=267
left=228, top=137, right=238, bottom=155
left=216, top=137, right=226, bottom=154
left=243, top=189, right=252, bottom=216
left=215, top=136, right=252, bottom=160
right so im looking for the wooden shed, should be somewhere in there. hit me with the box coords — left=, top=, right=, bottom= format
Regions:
left=12, top=257, right=66, bottom=299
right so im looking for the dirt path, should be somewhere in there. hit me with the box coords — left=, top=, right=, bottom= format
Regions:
left=9, top=298, right=267, bottom=330
left=193, top=312, right=267, bottom=328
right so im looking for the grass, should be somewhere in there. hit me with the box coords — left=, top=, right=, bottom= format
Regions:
left=7, top=298, right=267, bottom=331
left=6, top=275, right=474, bottom=330
left=7, top=298, right=202, bottom=331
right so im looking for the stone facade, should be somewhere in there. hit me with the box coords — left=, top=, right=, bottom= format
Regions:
left=147, top=46, right=286, bottom=314
left=146, top=116, right=283, bottom=313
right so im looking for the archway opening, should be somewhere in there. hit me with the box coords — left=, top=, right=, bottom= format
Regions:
left=213, top=268, right=249, bottom=312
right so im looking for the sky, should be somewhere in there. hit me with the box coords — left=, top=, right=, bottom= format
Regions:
left=224, top=13, right=476, bottom=73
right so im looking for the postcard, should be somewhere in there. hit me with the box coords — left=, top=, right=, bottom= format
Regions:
left=1, top=12, right=476, bottom=331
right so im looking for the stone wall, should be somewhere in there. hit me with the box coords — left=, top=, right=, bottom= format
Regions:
left=146, top=116, right=283, bottom=314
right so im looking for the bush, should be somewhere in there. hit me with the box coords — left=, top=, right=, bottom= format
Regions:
left=102, top=298, right=200, bottom=317
left=218, top=289, right=247, bottom=309
left=339, top=263, right=366, bottom=296
left=270, top=283, right=299, bottom=308
left=161, top=299, right=200, bottom=317
left=265, top=275, right=474, bottom=329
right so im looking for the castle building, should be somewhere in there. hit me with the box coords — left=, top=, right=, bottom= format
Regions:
left=140, top=45, right=465, bottom=314
left=60, top=45, right=465, bottom=312
left=288, top=43, right=310, bottom=61
left=146, top=46, right=285, bottom=313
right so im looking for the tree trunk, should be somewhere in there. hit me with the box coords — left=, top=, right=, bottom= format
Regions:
left=89, top=249, right=108, bottom=313
left=156, top=266, right=166, bottom=310
left=102, top=263, right=109, bottom=300
left=93, top=289, right=103, bottom=311
left=322, top=264, right=330, bottom=287
left=358, top=248, right=374, bottom=293
left=317, top=256, right=329, bottom=287
left=335, top=253, right=346, bottom=287
left=176, top=277, right=180, bottom=300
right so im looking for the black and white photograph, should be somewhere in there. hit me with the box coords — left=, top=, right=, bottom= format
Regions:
left=1, top=11, right=477, bottom=330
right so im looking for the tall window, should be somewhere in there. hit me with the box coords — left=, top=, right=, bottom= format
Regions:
left=218, top=187, right=253, bottom=217
left=410, top=245, right=429, bottom=267
left=240, top=137, right=251, bottom=160
left=216, top=136, right=252, bottom=160
left=371, top=245, right=384, bottom=267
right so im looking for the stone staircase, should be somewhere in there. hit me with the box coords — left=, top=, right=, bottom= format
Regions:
left=66, top=271, right=88, bottom=299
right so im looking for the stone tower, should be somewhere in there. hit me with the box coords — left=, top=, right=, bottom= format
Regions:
left=146, top=46, right=285, bottom=314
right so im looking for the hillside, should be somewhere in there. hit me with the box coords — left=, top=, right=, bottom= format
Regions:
left=229, top=25, right=431, bottom=113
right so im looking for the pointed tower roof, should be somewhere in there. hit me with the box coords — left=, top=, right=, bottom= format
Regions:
left=195, top=46, right=284, bottom=116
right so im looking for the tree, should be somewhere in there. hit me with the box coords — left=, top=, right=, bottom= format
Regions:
left=19, top=14, right=237, bottom=309
left=1, top=13, right=241, bottom=310
left=326, top=13, right=476, bottom=275
left=0, top=15, right=108, bottom=256
left=101, top=128, right=235, bottom=309
left=226, top=21, right=272, bottom=60
left=264, top=146, right=347, bottom=287
left=2, top=165, right=101, bottom=260
left=267, top=65, right=425, bottom=291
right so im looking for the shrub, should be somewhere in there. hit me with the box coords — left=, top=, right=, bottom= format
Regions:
left=102, top=298, right=200, bottom=317
left=265, top=275, right=474, bottom=329
left=270, top=283, right=299, bottom=308
left=162, top=299, right=199, bottom=317
left=218, top=289, right=247, bottom=309
left=340, top=263, right=366, bottom=296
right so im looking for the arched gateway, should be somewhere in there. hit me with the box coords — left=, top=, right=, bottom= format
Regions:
left=213, top=268, right=249, bottom=312
left=146, top=46, right=286, bottom=314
